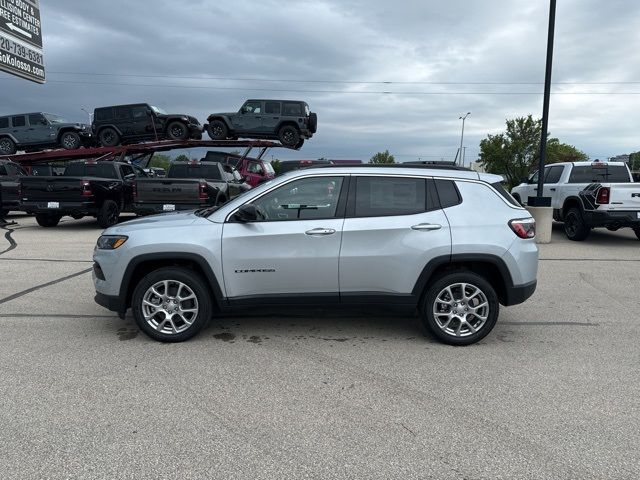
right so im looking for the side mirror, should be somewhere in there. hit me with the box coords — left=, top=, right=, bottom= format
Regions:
left=234, top=204, right=260, bottom=222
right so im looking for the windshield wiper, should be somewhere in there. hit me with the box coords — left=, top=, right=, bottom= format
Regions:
left=194, top=205, right=220, bottom=217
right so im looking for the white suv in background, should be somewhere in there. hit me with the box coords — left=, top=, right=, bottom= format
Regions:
left=93, top=166, right=538, bottom=346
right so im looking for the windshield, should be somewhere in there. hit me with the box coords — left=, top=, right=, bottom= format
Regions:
left=43, top=113, right=70, bottom=124
left=264, top=162, right=275, bottom=175
left=150, top=106, right=167, bottom=115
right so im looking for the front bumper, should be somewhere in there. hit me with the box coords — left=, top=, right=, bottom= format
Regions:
left=584, top=210, right=640, bottom=228
left=188, top=124, right=203, bottom=139
left=94, top=291, right=126, bottom=318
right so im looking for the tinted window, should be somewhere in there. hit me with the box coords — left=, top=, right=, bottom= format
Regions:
left=131, top=106, right=148, bottom=119
left=568, top=165, right=630, bottom=183
left=95, top=108, right=113, bottom=121
left=265, top=102, right=281, bottom=114
left=169, top=164, right=222, bottom=180
left=12, top=116, right=26, bottom=127
left=115, top=107, right=132, bottom=120
left=544, top=166, right=564, bottom=184
left=434, top=179, right=462, bottom=208
left=242, top=101, right=262, bottom=114
left=63, top=163, right=117, bottom=179
left=28, top=114, right=46, bottom=126
left=0, top=165, right=7, bottom=175
left=247, top=162, right=264, bottom=174
left=283, top=103, right=302, bottom=115
left=5, top=163, right=19, bottom=176
left=491, top=182, right=520, bottom=207
left=252, top=176, right=343, bottom=221
left=120, top=164, right=135, bottom=178
left=0, top=117, right=8, bottom=129
left=355, top=177, right=426, bottom=217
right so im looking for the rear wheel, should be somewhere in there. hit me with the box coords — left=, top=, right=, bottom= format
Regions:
left=563, top=207, right=590, bottom=241
left=634, top=228, right=640, bottom=241
left=98, top=127, right=120, bottom=147
left=1, top=209, right=9, bottom=218
left=131, top=267, right=212, bottom=342
left=293, top=138, right=305, bottom=150
left=97, top=200, right=120, bottom=228
left=167, top=121, right=188, bottom=140
left=60, top=131, right=81, bottom=150
left=35, top=214, right=61, bottom=227
left=420, top=272, right=499, bottom=346
left=278, top=125, right=300, bottom=147
left=0, top=137, right=16, bottom=155
left=207, top=120, right=228, bottom=140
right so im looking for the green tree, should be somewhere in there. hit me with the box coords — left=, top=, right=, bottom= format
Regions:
left=147, top=154, right=171, bottom=170
left=369, top=150, right=395, bottom=164
left=546, top=138, right=589, bottom=164
left=174, top=154, right=190, bottom=163
left=271, top=159, right=282, bottom=175
left=629, top=152, right=640, bottom=171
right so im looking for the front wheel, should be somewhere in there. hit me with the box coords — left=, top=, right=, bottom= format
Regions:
left=35, top=213, right=61, bottom=227
left=563, top=207, right=590, bottom=241
left=60, top=131, right=81, bottom=150
left=97, top=200, right=120, bottom=228
left=131, top=267, right=212, bottom=342
left=420, top=272, right=499, bottom=346
left=167, top=121, right=188, bottom=140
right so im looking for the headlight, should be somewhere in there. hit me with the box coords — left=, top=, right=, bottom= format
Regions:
left=96, top=235, right=128, bottom=250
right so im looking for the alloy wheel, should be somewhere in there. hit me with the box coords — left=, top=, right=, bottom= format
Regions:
left=141, top=280, right=199, bottom=335
left=432, top=282, right=489, bottom=337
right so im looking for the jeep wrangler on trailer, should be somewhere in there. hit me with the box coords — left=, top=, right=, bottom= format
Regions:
left=206, top=100, right=317, bottom=149
left=0, top=112, right=92, bottom=154
left=93, top=104, right=202, bottom=147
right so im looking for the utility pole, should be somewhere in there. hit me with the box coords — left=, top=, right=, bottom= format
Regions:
left=531, top=0, right=556, bottom=207
left=458, top=112, right=470, bottom=166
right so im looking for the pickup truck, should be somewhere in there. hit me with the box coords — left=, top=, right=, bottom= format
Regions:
left=20, top=161, right=148, bottom=228
left=203, top=151, right=275, bottom=187
left=0, top=160, right=27, bottom=217
left=133, top=161, right=250, bottom=215
left=511, top=161, right=640, bottom=240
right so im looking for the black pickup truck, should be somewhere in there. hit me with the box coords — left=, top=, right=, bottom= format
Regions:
left=0, top=160, right=28, bottom=217
left=133, top=161, right=250, bottom=215
left=20, top=161, right=148, bottom=227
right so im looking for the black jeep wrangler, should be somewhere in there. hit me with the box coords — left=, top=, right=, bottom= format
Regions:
left=92, top=103, right=202, bottom=147
left=206, top=99, right=317, bottom=149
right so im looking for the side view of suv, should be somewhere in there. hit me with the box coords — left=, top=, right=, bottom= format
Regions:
left=93, top=103, right=202, bottom=147
left=93, top=166, right=538, bottom=346
left=206, top=99, right=317, bottom=149
left=0, top=112, right=92, bottom=154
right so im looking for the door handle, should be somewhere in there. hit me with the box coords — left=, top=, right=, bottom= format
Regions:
left=533, top=188, right=538, bottom=191
left=550, top=188, right=556, bottom=191
left=254, top=116, right=261, bottom=119
left=305, top=228, right=336, bottom=236
left=411, top=223, right=442, bottom=231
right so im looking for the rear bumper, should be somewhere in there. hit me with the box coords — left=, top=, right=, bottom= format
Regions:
left=133, top=203, right=204, bottom=215
left=21, top=201, right=98, bottom=216
left=504, top=280, right=537, bottom=306
left=584, top=210, right=640, bottom=228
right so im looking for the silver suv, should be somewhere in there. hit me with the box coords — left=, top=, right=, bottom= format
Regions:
left=93, top=166, right=538, bottom=345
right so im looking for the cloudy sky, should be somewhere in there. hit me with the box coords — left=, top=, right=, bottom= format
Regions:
left=1, top=0, right=639, bottom=162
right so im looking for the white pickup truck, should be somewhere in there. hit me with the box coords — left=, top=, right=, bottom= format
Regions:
left=511, top=161, right=640, bottom=241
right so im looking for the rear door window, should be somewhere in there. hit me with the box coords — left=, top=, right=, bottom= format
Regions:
left=115, top=107, right=132, bottom=120
left=544, top=166, right=564, bottom=184
left=0, top=117, right=9, bottom=129
left=11, top=116, right=26, bottom=127
left=434, top=179, right=462, bottom=208
left=265, top=102, right=281, bottom=115
left=353, top=177, right=426, bottom=217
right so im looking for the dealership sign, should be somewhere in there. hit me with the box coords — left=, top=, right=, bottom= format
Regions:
left=0, top=0, right=44, bottom=83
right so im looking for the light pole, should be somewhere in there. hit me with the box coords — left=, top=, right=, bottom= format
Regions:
left=458, top=112, right=470, bottom=166
left=80, top=107, right=93, bottom=124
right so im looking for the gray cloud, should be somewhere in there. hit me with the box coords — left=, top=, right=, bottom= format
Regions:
left=1, top=0, right=639, bottom=162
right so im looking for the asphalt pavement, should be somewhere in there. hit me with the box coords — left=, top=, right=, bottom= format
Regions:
left=0, top=213, right=638, bottom=479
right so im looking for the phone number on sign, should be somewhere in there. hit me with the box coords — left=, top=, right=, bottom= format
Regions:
left=0, top=52, right=44, bottom=77
left=0, top=36, right=43, bottom=64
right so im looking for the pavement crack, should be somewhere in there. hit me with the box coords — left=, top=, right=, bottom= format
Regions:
left=0, top=267, right=93, bottom=305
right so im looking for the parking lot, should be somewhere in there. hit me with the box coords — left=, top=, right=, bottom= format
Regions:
left=1, top=213, right=639, bottom=479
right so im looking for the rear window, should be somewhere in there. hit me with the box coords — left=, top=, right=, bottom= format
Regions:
left=169, top=164, right=222, bottom=180
left=94, top=108, right=113, bottom=121
left=434, top=179, right=462, bottom=208
left=283, top=103, right=302, bottom=116
left=568, top=165, right=630, bottom=183
left=491, top=182, right=521, bottom=207
left=354, top=177, right=426, bottom=217
left=63, top=163, right=117, bottom=179
left=0, top=117, right=8, bottom=129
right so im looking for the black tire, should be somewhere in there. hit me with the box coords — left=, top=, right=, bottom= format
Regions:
left=308, top=112, right=318, bottom=133
left=293, top=138, right=305, bottom=150
left=634, top=228, right=640, bottom=241
left=207, top=120, right=228, bottom=140
left=98, top=127, right=120, bottom=147
left=278, top=125, right=300, bottom=147
left=1, top=209, right=9, bottom=218
left=131, top=267, right=212, bottom=342
left=60, top=131, right=81, bottom=150
left=420, top=272, right=499, bottom=346
left=35, top=213, right=61, bottom=227
left=97, top=200, right=120, bottom=228
left=167, top=121, right=188, bottom=140
left=563, top=207, right=590, bottom=241
left=0, top=137, right=17, bottom=155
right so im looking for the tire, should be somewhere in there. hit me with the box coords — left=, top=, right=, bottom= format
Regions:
left=98, top=127, right=120, bottom=147
left=1, top=209, right=9, bottom=218
left=131, top=267, right=212, bottom=342
left=278, top=125, right=300, bottom=148
left=563, top=207, right=590, bottom=241
left=293, top=138, right=305, bottom=150
left=634, top=228, right=640, bottom=241
left=35, top=213, right=61, bottom=227
left=207, top=120, right=228, bottom=140
left=0, top=137, right=17, bottom=155
left=60, top=131, right=81, bottom=150
left=167, top=121, right=188, bottom=140
left=308, top=112, right=318, bottom=133
left=97, top=200, right=120, bottom=228
left=420, top=272, right=499, bottom=346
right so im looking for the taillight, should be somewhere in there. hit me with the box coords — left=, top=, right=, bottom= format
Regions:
left=132, top=181, right=137, bottom=200
left=198, top=181, right=209, bottom=200
left=596, top=187, right=610, bottom=204
left=81, top=180, right=93, bottom=197
left=509, top=218, right=536, bottom=239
